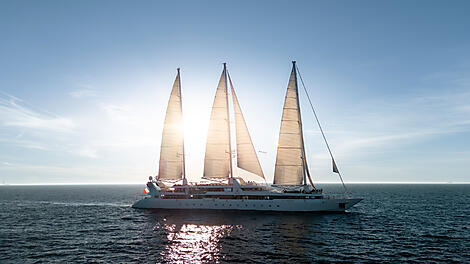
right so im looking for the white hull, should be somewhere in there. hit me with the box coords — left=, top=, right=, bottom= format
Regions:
left=132, top=196, right=362, bottom=212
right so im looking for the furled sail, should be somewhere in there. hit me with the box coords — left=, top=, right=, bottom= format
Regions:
left=203, top=65, right=232, bottom=178
left=274, top=62, right=305, bottom=185
left=228, top=74, right=265, bottom=179
left=158, top=69, right=185, bottom=180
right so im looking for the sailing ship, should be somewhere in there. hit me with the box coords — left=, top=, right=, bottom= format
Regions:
left=132, top=62, right=362, bottom=212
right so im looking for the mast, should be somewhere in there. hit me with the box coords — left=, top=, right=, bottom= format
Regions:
left=292, top=61, right=307, bottom=185
left=178, top=68, right=187, bottom=184
left=293, top=62, right=315, bottom=186
left=224, top=63, right=234, bottom=179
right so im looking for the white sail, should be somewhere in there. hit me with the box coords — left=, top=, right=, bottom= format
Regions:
left=158, top=69, right=184, bottom=181
left=228, top=75, right=265, bottom=179
left=274, top=63, right=305, bottom=185
left=203, top=66, right=232, bottom=178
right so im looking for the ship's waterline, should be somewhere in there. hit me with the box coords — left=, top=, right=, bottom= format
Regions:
left=133, top=196, right=362, bottom=211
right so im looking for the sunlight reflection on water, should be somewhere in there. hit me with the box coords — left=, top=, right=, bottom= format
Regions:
left=156, top=222, right=237, bottom=263
left=145, top=210, right=322, bottom=263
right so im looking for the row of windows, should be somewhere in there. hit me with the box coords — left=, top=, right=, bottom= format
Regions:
left=176, top=202, right=281, bottom=208
left=159, top=195, right=322, bottom=200
left=174, top=188, right=263, bottom=193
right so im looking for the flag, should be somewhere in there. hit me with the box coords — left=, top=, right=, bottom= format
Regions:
left=332, top=159, right=339, bottom=173
left=143, top=188, right=150, bottom=194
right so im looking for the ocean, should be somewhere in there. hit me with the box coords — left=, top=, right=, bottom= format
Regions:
left=0, top=184, right=469, bottom=263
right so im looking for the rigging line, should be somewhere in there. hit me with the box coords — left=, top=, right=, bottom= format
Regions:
left=295, top=65, right=349, bottom=194
left=226, top=68, right=236, bottom=181
left=227, top=69, right=266, bottom=183
left=223, top=63, right=234, bottom=180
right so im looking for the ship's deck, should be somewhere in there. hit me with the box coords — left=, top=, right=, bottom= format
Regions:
left=149, top=183, right=324, bottom=200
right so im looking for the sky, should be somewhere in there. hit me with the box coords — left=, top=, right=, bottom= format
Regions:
left=1, top=0, right=470, bottom=184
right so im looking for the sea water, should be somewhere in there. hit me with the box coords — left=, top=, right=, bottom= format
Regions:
left=0, top=184, right=469, bottom=263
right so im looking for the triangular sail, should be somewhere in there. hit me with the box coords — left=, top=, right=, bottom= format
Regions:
left=228, top=74, right=265, bottom=179
left=203, top=66, right=232, bottom=178
left=274, top=63, right=305, bottom=185
left=158, top=69, right=184, bottom=180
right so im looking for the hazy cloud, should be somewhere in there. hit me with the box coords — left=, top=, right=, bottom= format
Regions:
left=0, top=93, right=76, bottom=132
left=70, top=89, right=97, bottom=98
left=75, top=146, right=99, bottom=159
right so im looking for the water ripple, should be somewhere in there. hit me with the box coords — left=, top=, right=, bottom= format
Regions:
left=0, top=184, right=469, bottom=263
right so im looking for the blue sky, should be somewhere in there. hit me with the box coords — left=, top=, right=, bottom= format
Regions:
left=1, top=0, right=469, bottom=184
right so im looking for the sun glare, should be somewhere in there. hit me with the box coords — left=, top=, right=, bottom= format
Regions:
left=183, top=103, right=210, bottom=181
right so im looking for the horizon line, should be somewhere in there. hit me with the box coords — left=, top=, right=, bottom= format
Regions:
left=1, top=181, right=470, bottom=186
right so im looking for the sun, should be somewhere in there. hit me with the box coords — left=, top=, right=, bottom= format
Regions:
left=182, top=103, right=210, bottom=181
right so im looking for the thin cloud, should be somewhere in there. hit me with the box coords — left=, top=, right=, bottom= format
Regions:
left=0, top=93, right=76, bottom=132
left=0, top=138, right=48, bottom=150
left=101, top=103, right=134, bottom=122
left=75, top=146, right=99, bottom=158
left=303, top=84, right=470, bottom=160
left=69, top=88, right=97, bottom=98
left=0, top=162, right=152, bottom=184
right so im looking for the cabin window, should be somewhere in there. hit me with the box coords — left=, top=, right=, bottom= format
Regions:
left=339, top=203, right=345, bottom=209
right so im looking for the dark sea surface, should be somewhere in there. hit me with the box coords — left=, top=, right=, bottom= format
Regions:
left=0, top=184, right=469, bottom=263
